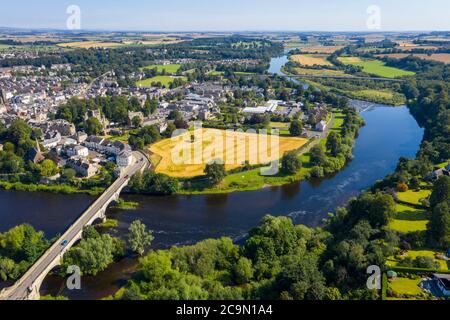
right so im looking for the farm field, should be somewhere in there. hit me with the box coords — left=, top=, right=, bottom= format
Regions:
left=149, top=128, right=308, bottom=178
left=140, top=64, right=181, bottom=74
left=57, top=41, right=125, bottom=48
left=291, top=67, right=349, bottom=77
left=376, top=53, right=450, bottom=64
left=397, top=189, right=431, bottom=206
left=136, top=76, right=187, bottom=88
left=296, top=45, right=345, bottom=54
left=337, top=57, right=415, bottom=78
left=290, top=54, right=333, bottom=67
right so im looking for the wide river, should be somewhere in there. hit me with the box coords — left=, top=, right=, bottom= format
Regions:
left=0, top=53, right=424, bottom=299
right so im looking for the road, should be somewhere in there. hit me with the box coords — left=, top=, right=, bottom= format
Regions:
left=1, top=151, right=149, bottom=300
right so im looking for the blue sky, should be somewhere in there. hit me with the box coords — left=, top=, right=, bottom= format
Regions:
left=2, top=0, right=450, bottom=31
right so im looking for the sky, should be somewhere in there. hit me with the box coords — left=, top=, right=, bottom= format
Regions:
left=1, top=0, right=450, bottom=32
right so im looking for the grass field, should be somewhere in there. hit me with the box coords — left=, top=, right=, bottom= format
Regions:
left=290, top=54, right=333, bottom=67
left=376, top=53, right=450, bottom=65
left=291, top=67, right=349, bottom=77
left=140, top=64, right=181, bottom=74
left=397, top=189, right=431, bottom=206
left=387, top=249, right=449, bottom=271
left=149, top=128, right=308, bottom=178
left=136, top=76, right=187, bottom=88
left=337, top=57, right=415, bottom=78
left=296, top=45, right=345, bottom=54
left=389, top=204, right=429, bottom=233
left=57, top=41, right=124, bottom=49
left=389, top=278, right=423, bottom=297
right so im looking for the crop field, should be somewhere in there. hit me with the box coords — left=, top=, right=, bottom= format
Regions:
left=57, top=41, right=125, bottom=48
left=376, top=53, right=450, bottom=64
left=140, top=64, right=181, bottom=74
left=136, top=76, right=187, bottom=88
left=291, top=67, right=349, bottom=77
left=149, top=128, right=308, bottom=178
left=337, top=57, right=415, bottom=78
left=296, top=45, right=345, bottom=54
left=290, top=54, right=333, bottom=67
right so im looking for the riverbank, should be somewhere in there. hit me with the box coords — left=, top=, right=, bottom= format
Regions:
left=0, top=180, right=104, bottom=196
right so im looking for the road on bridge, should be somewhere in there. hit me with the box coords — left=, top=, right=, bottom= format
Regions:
left=1, top=151, right=149, bottom=300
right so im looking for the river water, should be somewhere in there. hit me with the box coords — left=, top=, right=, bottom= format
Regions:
left=0, top=52, right=424, bottom=299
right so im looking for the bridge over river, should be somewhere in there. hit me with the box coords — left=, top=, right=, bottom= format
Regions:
left=0, top=151, right=149, bottom=300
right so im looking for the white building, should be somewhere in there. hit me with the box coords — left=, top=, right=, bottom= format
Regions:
left=42, top=131, right=62, bottom=149
left=66, top=145, right=89, bottom=158
left=315, top=120, right=329, bottom=132
left=116, top=150, right=133, bottom=167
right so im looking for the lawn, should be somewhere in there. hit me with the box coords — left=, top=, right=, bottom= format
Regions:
left=389, top=278, right=423, bottom=297
left=397, top=189, right=431, bottom=206
left=140, top=64, right=181, bottom=74
left=389, top=204, right=429, bottom=233
left=149, top=128, right=308, bottom=178
left=136, top=76, right=187, bottom=88
left=290, top=54, right=333, bottom=67
left=337, top=57, right=415, bottom=78
left=387, top=249, right=449, bottom=271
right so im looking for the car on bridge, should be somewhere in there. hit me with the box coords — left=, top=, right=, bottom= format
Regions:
left=60, top=240, right=68, bottom=247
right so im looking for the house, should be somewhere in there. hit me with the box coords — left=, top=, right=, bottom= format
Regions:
left=433, top=274, right=450, bottom=297
left=66, top=158, right=98, bottom=178
left=315, top=120, right=329, bottom=132
left=42, top=131, right=62, bottom=149
left=75, top=131, right=88, bottom=144
left=116, top=150, right=133, bottom=167
left=48, top=119, right=76, bottom=136
left=66, top=145, right=89, bottom=158
left=26, top=140, right=45, bottom=164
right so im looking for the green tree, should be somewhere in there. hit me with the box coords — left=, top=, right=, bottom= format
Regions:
left=132, top=116, right=142, bottom=128
left=38, top=159, right=59, bottom=178
left=205, top=162, right=226, bottom=186
left=326, top=132, right=342, bottom=157
left=310, top=145, right=327, bottom=166
left=85, top=117, right=103, bottom=135
left=430, top=176, right=450, bottom=208
left=128, top=220, right=154, bottom=256
left=234, top=257, right=254, bottom=285
left=289, top=120, right=302, bottom=137
left=281, top=151, right=302, bottom=175
left=427, top=201, right=450, bottom=247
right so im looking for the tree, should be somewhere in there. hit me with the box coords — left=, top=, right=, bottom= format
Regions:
left=310, top=145, right=327, bottom=166
left=132, top=116, right=142, bottom=128
left=427, top=201, right=450, bottom=247
left=289, top=120, right=302, bottom=137
left=128, top=220, right=154, bottom=256
left=234, top=257, right=254, bottom=285
left=281, top=151, right=302, bottom=175
left=326, top=132, right=342, bottom=157
left=85, top=117, right=103, bottom=135
left=204, top=162, right=226, bottom=186
left=63, top=234, right=115, bottom=276
left=38, top=159, right=59, bottom=178
left=430, top=176, right=450, bottom=208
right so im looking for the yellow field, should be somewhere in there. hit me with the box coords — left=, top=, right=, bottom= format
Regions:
left=377, top=53, right=450, bottom=64
left=290, top=54, right=333, bottom=67
left=149, top=129, right=308, bottom=178
left=297, top=46, right=344, bottom=54
left=57, top=41, right=124, bottom=49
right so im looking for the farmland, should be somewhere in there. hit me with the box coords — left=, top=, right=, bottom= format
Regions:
left=136, top=76, right=187, bottom=88
left=290, top=54, right=333, bottom=67
left=337, top=57, right=415, bottom=78
left=290, top=67, right=349, bottom=77
left=56, top=41, right=125, bottom=49
left=149, top=128, right=308, bottom=178
left=376, top=53, right=450, bottom=64
left=295, top=45, right=345, bottom=54
left=140, top=64, right=182, bottom=74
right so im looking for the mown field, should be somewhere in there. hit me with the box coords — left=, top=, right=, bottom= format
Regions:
left=136, top=75, right=187, bottom=88
left=149, top=128, right=308, bottom=178
left=295, top=45, right=345, bottom=54
left=337, top=57, right=415, bottom=78
left=389, top=204, right=429, bottom=233
left=57, top=41, right=125, bottom=49
left=140, top=63, right=181, bottom=74
left=290, top=54, right=333, bottom=67
left=376, top=53, right=450, bottom=64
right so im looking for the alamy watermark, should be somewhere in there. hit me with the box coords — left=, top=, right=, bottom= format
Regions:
left=66, top=265, right=81, bottom=290
left=366, top=265, right=381, bottom=290
left=366, top=5, right=381, bottom=30
left=66, top=5, right=81, bottom=30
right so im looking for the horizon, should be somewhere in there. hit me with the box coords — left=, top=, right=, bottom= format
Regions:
left=2, top=0, right=450, bottom=32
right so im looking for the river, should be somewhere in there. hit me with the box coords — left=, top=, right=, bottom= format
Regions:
left=0, top=52, right=424, bottom=299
